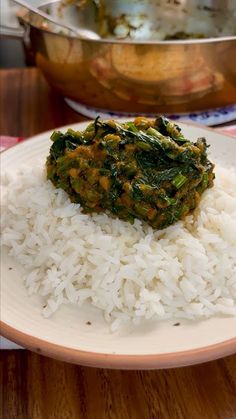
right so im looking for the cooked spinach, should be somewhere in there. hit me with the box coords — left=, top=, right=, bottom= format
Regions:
left=46, top=116, right=215, bottom=229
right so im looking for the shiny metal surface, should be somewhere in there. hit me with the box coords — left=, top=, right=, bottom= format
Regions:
left=18, top=0, right=236, bottom=113
left=12, top=0, right=100, bottom=39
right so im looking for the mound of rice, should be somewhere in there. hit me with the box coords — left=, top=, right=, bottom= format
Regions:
left=1, top=164, right=236, bottom=330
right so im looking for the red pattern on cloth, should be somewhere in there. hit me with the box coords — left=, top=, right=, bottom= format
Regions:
left=216, top=126, right=236, bottom=137
left=0, top=136, right=25, bottom=151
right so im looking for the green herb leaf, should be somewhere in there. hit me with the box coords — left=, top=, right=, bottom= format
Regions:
left=172, top=173, right=187, bottom=189
left=201, top=172, right=209, bottom=189
left=50, top=131, right=62, bottom=142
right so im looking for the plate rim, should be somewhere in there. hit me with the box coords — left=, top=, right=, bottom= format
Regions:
left=1, top=121, right=236, bottom=369
left=1, top=321, right=236, bottom=369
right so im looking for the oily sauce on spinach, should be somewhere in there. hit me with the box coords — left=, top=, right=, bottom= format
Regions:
left=46, top=116, right=215, bottom=229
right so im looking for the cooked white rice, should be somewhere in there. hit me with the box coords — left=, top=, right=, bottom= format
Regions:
left=1, top=163, right=236, bottom=330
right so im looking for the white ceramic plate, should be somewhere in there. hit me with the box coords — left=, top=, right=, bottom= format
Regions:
left=1, top=121, right=236, bottom=369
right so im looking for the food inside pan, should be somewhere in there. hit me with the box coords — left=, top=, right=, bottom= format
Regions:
left=56, top=0, right=236, bottom=40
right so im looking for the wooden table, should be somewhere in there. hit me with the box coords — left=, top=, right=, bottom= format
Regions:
left=1, top=68, right=236, bottom=419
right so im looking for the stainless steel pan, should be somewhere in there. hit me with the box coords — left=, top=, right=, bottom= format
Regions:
left=2, top=0, right=236, bottom=114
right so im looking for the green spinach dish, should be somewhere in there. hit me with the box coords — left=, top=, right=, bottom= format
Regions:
left=46, top=116, right=215, bottom=229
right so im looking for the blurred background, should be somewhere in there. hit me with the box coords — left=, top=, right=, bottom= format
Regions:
left=1, top=0, right=24, bottom=67
left=1, top=0, right=236, bottom=124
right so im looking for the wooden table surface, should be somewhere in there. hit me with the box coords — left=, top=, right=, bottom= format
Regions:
left=1, top=68, right=236, bottom=419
